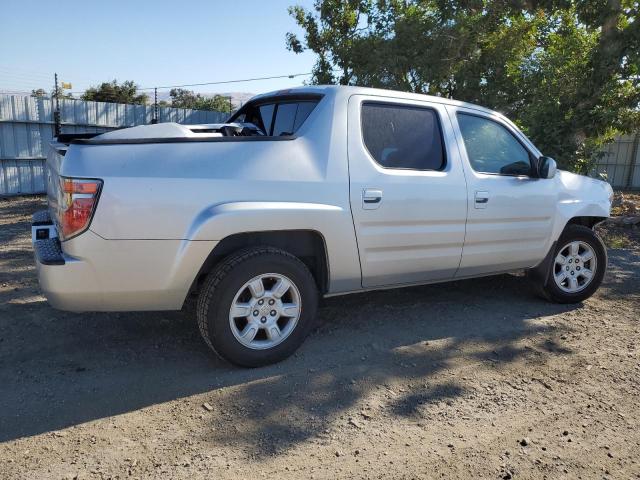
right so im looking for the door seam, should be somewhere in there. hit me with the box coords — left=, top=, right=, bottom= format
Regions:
left=346, top=94, right=365, bottom=288
left=444, top=105, right=469, bottom=277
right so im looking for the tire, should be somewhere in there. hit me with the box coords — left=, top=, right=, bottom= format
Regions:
left=537, top=224, right=607, bottom=304
left=196, top=246, right=319, bottom=367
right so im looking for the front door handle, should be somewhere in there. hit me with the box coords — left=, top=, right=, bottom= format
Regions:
left=362, top=188, right=383, bottom=210
left=475, top=191, right=489, bottom=209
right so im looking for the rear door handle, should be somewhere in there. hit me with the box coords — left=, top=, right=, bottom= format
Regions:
left=362, top=188, right=383, bottom=210
left=475, top=191, right=489, bottom=209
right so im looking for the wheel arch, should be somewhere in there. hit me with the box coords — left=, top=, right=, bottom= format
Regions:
left=190, top=230, right=330, bottom=296
left=529, top=219, right=607, bottom=289
left=566, top=215, right=608, bottom=229
left=553, top=196, right=610, bottom=243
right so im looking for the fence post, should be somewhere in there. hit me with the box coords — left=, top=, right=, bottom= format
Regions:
left=626, top=132, right=640, bottom=190
left=151, top=88, right=158, bottom=124
left=53, top=73, right=61, bottom=137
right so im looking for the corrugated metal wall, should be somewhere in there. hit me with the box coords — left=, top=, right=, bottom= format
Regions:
left=591, top=133, right=640, bottom=190
left=0, top=94, right=228, bottom=195
left=2, top=93, right=639, bottom=194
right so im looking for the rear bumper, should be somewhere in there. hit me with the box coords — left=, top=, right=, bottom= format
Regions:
left=32, top=210, right=104, bottom=311
left=31, top=210, right=217, bottom=312
left=34, top=247, right=106, bottom=312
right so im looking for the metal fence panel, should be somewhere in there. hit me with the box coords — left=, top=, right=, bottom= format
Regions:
left=1, top=159, right=19, bottom=195
left=592, top=134, right=640, bottom=190
left=0, top=94, right=229, bottom=195
left=4, top=91, right=633, bottom=194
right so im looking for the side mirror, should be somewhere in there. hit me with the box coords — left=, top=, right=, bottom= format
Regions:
left=538, top=156, right=557, bottom=179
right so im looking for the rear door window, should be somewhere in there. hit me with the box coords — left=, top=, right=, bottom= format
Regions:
left=361, top=103, right=445, bottom=171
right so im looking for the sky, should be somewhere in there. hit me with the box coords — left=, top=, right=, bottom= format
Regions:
left=0, top=0, right=317, bottom=97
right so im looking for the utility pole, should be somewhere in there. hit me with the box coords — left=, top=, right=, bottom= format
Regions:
left=152, top=87, right=158, bottom=124
left=53, top=73, right=61, bottom=137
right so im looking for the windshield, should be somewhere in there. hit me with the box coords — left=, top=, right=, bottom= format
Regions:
left=228, top=95, right=322, bottom=136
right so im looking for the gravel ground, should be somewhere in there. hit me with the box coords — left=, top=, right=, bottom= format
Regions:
left=0, top=196, right=639, bottom=480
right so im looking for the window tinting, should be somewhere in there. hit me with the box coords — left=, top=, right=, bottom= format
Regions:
left=457, top=114, right=532, bottom=175
left=271, top=101, right=317, bottom=136
left=272, top=103, right=298, bottom=136
left=229, top=98, right=319, bottom=136
left=259, top=104, right=275, bottom=134
left=361, top=103, right=445, bottom=170
left=293, top=101, right=317, bottom=131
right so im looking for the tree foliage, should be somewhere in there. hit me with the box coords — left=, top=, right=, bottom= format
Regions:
left=168, top=88, right=233, bottom=113
left=30, top=88, right=72, bottom=99
left=287, top=0, right=640, bottom=172
left=81, top=80, right=148, bottom=105
left=30, top=88, right=47, bottom=98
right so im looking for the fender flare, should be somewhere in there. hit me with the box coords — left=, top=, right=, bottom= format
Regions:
left=185, top=201, right=344, bottom=240
left=184, top=201, right=362, bottom=293
left=532, top=201, right=608, bottom=286
left=550, top=198, right=610, bottom=246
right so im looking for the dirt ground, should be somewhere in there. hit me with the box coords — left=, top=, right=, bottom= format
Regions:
left=1, top=196, right=639, bottom=480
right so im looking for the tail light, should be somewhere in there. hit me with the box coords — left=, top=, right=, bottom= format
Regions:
left=56, top=177, right=102, bottom=240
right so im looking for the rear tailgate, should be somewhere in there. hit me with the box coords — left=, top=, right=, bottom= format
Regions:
left=31, top=141, right=66, bottom=263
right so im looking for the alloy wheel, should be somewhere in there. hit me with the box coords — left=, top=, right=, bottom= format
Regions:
left=228, top=273, right=302, bottom=350
left=553, top=241, right=597, bottom=294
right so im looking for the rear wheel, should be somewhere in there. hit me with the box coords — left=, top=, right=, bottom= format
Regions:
left=196, top=247, right=318, bottom=367
left=537, top=224, right=607, bottom=303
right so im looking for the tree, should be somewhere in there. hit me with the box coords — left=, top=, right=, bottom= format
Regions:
left=167, top=88, right=199, bottom=108
left=30, top=88, right=72, bottom=99
left=287, top=0, right=640, bottom=172
left=81, top=80, right=148, bottom=105
left=208, top=94, right=234, bottom=113
left=168, top=88, right=233, bottom=112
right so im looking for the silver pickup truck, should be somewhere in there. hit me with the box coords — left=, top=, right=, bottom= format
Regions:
left=32, top=85, right=613, bottom=366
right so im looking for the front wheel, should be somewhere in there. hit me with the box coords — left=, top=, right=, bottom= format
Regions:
left=196, top=246, right=318, bottom=367
left=537, top=224, right=607, bottom=304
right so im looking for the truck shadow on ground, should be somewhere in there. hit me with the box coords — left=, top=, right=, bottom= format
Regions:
left=0, top=269, right=586, bottom=446
left=199, top=249, right=640, bottom=456
left=600, top=249, right=640, bottom=298
left=201, top=274, right=578, bottom=456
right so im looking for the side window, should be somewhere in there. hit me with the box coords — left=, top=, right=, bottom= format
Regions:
left=293, top=101, right=317, bottom=131
left=259, top=104, right=275, bottom=134
left=272, top=101, right=318, bottom=136
left=361, top=103, right=445, bottom=171
left=457, top=113, right=532, bottom=175
left=228, top=98, right=320, bottom=136
left=272, top=103, right=298, bottom=136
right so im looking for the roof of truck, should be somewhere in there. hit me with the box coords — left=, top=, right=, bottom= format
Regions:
left=251, top=84, right=499, bottom=117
